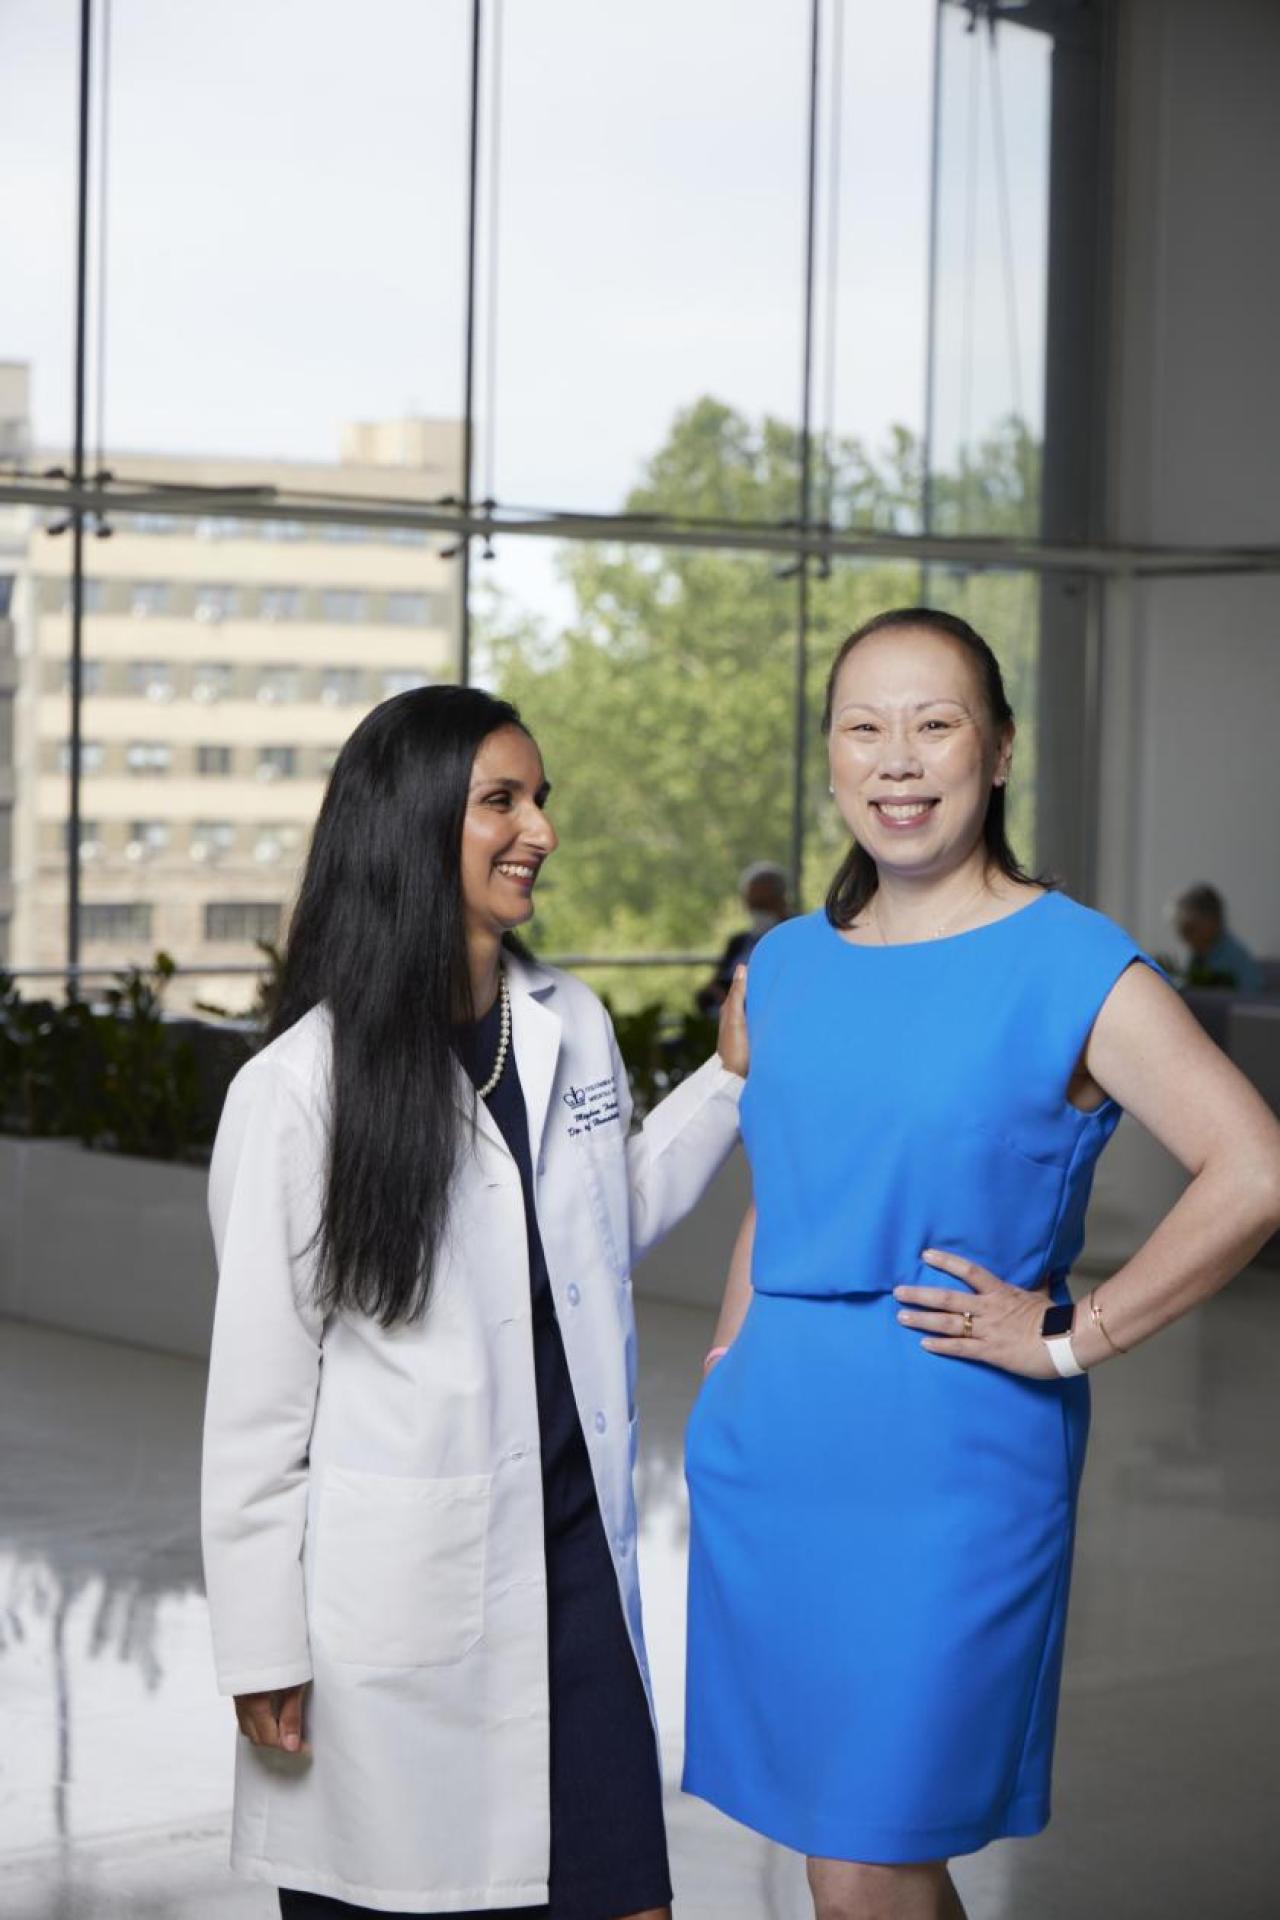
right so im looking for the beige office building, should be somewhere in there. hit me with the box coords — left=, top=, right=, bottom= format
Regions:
left=1, top=363, right=461, bottom=1011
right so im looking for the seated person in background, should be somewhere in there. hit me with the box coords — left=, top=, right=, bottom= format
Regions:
left=1172, top=882, right=1263, bottom=992
left=697, top=861, right=791, bottom=1015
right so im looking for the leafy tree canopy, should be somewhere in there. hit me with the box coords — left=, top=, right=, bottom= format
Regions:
left=479, top=398, right=1040, bottom=1009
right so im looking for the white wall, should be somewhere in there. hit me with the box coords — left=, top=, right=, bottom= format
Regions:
left=1087, top=0, right=1280, bottom=1263
left=1097, top=0, right=1280, bottom=959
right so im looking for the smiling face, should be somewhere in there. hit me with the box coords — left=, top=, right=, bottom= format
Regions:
left=827, top=626, right=1013, bottom=882
left=460, top=725, right=557, bottom=938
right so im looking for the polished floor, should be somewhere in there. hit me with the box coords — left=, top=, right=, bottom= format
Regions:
left=1, top=1274, right=1278, bottom=1920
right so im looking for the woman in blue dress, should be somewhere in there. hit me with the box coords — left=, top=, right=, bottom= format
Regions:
left=683, top=608, right=1280, bottom=1920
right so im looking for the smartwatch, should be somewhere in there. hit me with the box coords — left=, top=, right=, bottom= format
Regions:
left=1041, top=1301, right=1085, bottom=1377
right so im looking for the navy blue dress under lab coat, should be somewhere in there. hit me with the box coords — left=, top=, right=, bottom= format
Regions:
left=280, top=995, right=670, bottom=1920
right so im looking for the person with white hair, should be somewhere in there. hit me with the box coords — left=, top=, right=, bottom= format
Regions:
left=696, top=861, right=791, bottom=1015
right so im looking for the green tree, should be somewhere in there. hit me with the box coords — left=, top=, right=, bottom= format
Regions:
left=480, top=398, right=1040, bottom=1010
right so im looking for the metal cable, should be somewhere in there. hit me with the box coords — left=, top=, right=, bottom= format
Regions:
left=92, top=0, right=112, bottom=484
left=820, top=0, right=846, bottom=536
left=481, top=0, right=504, bottom=528
left=958, top=17, right=982, bottom=531
left=987, top=17, right=1025, bottom=433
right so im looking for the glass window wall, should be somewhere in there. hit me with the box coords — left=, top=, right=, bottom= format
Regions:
left=1, top=0, right=1082, bottom=1006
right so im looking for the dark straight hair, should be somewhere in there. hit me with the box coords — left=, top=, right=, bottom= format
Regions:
left=267, top=684, right=529, bottom=1327
left=821, top=606, right=1052, bottom=929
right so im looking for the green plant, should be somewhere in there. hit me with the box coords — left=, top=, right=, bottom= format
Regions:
left=0, top=954, right=206, bottom=1161
left=0, top=973, right=100, bottom=1138
left=194, top=937, right=284, bottom=1027
left=605, top=997, right=720, bottom=1119
left=91, top=954, right=203, bottom=1159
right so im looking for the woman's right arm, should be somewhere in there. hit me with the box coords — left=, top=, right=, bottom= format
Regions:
left=707, top=1199, right=756, bottom=1367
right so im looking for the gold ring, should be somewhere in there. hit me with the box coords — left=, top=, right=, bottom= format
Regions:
left=962, top=1310, right=975, bottom=1337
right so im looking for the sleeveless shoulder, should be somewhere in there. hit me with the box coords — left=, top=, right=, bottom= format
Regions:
left=743, top=911, right=821, bottom=1008
left=1036, top=891, right=1165, bottom=991
left=1030, top=891, right=1166, bottom=1060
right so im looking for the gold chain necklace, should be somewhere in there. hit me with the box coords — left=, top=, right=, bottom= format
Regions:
left=872, top=875, right=992, bottom=946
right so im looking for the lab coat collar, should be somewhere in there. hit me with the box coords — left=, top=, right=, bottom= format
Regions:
left=464, top=947, right=562, bottom=1169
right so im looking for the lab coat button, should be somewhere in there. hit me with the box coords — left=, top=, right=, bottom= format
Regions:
left=593, top=1411, right=607, bottom=1434
left=567, top=1283, right=581, bottom=1307
left=615, top=1534, right=631, bottom=1557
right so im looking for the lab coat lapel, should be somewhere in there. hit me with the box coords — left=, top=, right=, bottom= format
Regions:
left=507, top=952, right=561, bottom=1170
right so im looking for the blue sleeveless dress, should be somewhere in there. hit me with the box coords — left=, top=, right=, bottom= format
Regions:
left=683, top=890, right=1160, bottom=1863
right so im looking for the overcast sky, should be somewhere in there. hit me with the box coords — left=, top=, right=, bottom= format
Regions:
left=1, top=0, right=1049, bottom=616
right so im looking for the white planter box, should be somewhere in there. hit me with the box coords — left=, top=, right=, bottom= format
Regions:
left=0, top=1133, right=746, bottom=1361
left=0, top=1137, right=216, bottom=1359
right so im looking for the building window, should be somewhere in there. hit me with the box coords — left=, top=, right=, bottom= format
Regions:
left=384, top=592, right=432, bottom=626
left=319, top=746, right=341, bottom=777
left=82, top=902, right=153, bottom=944
left=127, top=513, right=180, bottom=535
left=132, top=582, right=172, bottom=617
left=64, top=819, right=103, bottom=857
left=196, top=516, right=245, bottom=540
left=82, top=579, right=107, bottom=614
left=260, top=587, right=303, bottom=621
left=257, top=745, right=296, bottom=781
left=192, top=820, right=236, bottom=863
left=126, top=820, right=171, bottom=859
left=195, top=584, right=240, bottom=624
left=257, top=665, right=302, bottom=704
left=61, top=659, right=104, bottom=695
left=382, top=668, right=430, bottom=698
left=57, top=739, right=104, bottom=774
left=197, top=744, right=233, bottom=776
left=320, top=666, right=362, bottom=705
left=205, top=901, right=282, bottom=943
left=0, top=575, right=13, bottom=617
left=320, top=590, right=367, bottom=623
left=128, top=660, right=175, bottom=701
left=126, top=741, right=172, bottom=775
left=193, top=663, right=233, bottom=703
left=261, top=519, right=309, bottom=542
left=253, top=823, right=302, bottom=865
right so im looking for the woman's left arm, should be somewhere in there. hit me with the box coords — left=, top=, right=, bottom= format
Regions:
left=1064, top=961, right=1280, bottom=1361
left=897, top=963, right=1280, bottom=1376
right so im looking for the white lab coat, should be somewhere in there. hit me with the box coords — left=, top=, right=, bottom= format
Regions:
left=200, top=950, right=742, bottom=1913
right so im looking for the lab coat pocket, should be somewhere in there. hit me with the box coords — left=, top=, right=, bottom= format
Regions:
left=573, top=1128, right=631, bottom=1279
left=313, top=1466, right=492, bottom=1667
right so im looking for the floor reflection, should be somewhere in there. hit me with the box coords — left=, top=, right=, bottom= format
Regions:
left=1, top=1270, right=1278, bottom=1918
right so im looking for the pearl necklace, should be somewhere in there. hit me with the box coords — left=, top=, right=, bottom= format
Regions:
left=872, top=875, right=992, bottom=946
left=475, top=966, right=512, bottom=1098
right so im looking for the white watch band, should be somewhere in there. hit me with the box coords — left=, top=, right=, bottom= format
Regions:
left=1045, top=1333, right=1086, bottom=1378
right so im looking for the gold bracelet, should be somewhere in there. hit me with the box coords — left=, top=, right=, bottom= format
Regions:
left=1088, top=1287, right=1127, bottom=1357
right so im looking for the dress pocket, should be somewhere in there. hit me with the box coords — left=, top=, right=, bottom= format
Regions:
left=313, top=1466, right=491, bottom=1667
left=923, top=1120, right=1068, bottom=1292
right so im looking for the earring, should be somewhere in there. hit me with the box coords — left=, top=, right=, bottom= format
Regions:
left=828, top=784, right=835, bottom=795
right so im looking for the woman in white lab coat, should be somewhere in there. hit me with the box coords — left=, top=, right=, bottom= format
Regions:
left=201, top=685, right=748, bottom=1920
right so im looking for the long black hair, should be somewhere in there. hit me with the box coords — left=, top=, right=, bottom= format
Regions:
left=267, top=684, right=528, bottom=1327
left=821, top=606, right=1052, bottom=929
